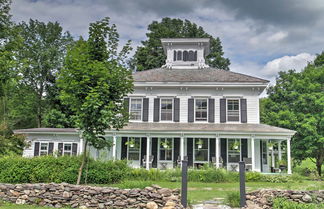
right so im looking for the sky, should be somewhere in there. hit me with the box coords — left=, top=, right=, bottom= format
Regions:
left=11, top=0, right=324, bottom=86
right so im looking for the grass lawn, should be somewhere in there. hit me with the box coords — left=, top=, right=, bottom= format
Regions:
left=109, top=180, right=324, bottom=203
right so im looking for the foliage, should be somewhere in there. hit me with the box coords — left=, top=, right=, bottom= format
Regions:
left=0, top=122, right=26, bottom=156
left=58, top=17, right=133, bottom=184
left=43, top=109, right=75, bottom=128
left=261, top=63, right=324, bottom=176
left=116, top=180, right=154, bottom=189
left=0, top=156, right=130, bottom=184
left=272, top=198, right=324, bottom=209
left=225, top=191, right=240, bottom=208
left=132, top=17, right=230, bottom=71
left=314, top=51, right=324, bottom=67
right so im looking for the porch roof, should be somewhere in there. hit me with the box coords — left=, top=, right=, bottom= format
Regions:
left=117, top=122, right=295, bottom=134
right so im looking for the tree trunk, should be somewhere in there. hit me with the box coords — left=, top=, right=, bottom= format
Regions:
left=316, top=156, right=323, bottom=176
left=77, top=140, right=88, bottom=185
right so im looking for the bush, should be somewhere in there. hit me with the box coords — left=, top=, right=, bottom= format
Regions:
left=0, top=156, right=130, bottom=184
left=273, top=198, right=324, bottom=209
left=246, top=172, right=263, bottom=182
left=225, top=191, right=240, bottom=207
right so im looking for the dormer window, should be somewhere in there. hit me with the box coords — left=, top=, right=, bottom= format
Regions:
left=173, top=50, right=197, bottom=62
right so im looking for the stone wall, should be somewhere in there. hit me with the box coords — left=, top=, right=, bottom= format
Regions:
left=245, top=189, right=324, bottom=209
left=0, top=183, right=183, bottom=209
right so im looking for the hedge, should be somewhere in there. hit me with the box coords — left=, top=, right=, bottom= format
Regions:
left=0, top=156, right=130, bottom=184
left=273, top=198, right=324, bottom=209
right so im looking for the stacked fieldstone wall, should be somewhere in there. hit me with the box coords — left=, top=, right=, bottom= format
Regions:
left=0, top=183, right=183, bottom=209
left=245, top=189, right=324, bottom=209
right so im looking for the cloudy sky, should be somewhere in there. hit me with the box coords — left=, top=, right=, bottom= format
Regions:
left=11, top=0, right=324, bottom=84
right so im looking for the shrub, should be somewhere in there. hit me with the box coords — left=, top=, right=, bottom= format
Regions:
left=117, top=180, right=154, bottom=189
left=225, top=191, right=240, bottom=207
left=0, top=156, right=130, bottom=184
left=273, top=198, right=324, bottom=209
left=246, top=172, right=263, bottom=182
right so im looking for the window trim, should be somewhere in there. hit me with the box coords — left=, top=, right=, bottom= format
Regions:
left=227, top=138, right=242, bottom=164
left=193, top=138, right=210, bottom=163
left=226, top=98, right=241, bottom=123
left=160, top=98, right=173, bottom=121
left=127, top=137, right=141, bottom=161
left=129, top=97, right=143, bottom=121
left=63, top=143, right=72, bottom=156
left=158, top=138, right=174, bottom=162
left=39, top=142, right=49, bottom=156
left=194, top=98, right=208, bottom=122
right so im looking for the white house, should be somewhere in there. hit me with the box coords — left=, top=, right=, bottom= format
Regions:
left=15, top=38, right=295, bottom=174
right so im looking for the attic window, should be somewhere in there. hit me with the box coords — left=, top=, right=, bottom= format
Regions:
left=173, top=50, right=197, bottom=62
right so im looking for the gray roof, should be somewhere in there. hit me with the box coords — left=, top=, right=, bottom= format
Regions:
left=14, top=123, right=295, bottom=135
left=133, top=68, right=269, bottom=83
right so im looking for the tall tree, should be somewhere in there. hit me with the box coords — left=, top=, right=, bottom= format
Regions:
left=132, top=17, right=230, bottom=71
left=0, top=122, right=26, bottom=156
left=13, top=19, right=73, bottom=128
left=58, top=17, right=133, bottom=184
left=261, top=64, right=324, bottom=176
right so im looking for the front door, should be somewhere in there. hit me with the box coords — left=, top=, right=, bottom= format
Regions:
left=127, top=137, right=141, bottom=168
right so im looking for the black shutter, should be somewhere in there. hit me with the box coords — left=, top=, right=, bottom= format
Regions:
left=173, top=50, right=176, bottom=61
left=188, top=98, right=194, bottom=122
left=173, top=138, right=180, bottom=167
left=209, top=139, right=216, bottom=163
left=152, top=138, right=158, bottom=168
left=48, top=142, right=54, bottom=155
left=174, top=98, right=180, bottom=122
left=241, top=139, right=248, bottom=161
left=220, top=99, right=226, bottom=123
left=124, top=98, right=129, bottom=114
left=240, top=99, right=247, bottom=123
left=34, top=142, right=40, bottom=156
left=58, top=143, right=63, bottom=156
left=187, top=138, right=193, bottom=167
left=140, top=138, right=147, bottom=167
left=143, top=98, right=149, bottom=122
left=153, top=98, right=160, bottom=122
left=72, top=143, right=78, bottom=156
left=221, top=139, right=227, bottom=167
left=208, top=99, right=215, bottom=123
left=121, top=137, right=128, bottom=160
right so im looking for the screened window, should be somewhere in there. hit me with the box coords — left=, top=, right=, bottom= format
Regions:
left=177, top=51, right=182, bottom=61
left=127, top=138, right=141, bottom=161
left=159, top=138, right=173, bottom=161
left=194, top=138, right=208, bottom=161
left=130, top=98, right=142, bottom=121
left=40, top=143, right=48, bottom=156
left=227, top=99, right=240, bottom=122
left=63, top=143, right=72, bottom=156
left=228, top=139, right=241, bottom=163
left=195, top=99, right=208, bottom=121
left=188, top=50, right=195, bottom=61
left=161, top=99, right=173, bottom=121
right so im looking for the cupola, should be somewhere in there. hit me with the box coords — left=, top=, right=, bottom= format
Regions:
left=161, top=38, right=210, bottom=69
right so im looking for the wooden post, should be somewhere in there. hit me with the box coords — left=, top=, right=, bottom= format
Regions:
left=239, top=161, right=246, bottom=208
left=181, top=159, right=188, bottom=208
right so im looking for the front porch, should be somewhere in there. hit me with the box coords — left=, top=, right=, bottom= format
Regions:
left=100, top=123, right=295, bottom=174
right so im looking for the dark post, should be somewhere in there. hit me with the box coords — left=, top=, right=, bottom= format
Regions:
left=239, top=161, right=246, bottom=207
left=181, top=159, right=188, bottom=208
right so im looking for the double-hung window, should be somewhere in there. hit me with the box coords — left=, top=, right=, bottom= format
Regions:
left=161, top=99, right=173, bottom=121
left=127, top=138, right=141, bottom=161
left=194, top=138, right=208, bottom=162
left=130, top=98, right=142, bottom=121
left=228, top=139, right=241, bottom=163
left=195, top=99, right=208, bottom=121
left=63, top=143, right=72, bottom=156
left=227, top=99, right=240, bottom=122
left=159, top=138, right=173, bottom=161
left=40, top=143, right=49, bottom=156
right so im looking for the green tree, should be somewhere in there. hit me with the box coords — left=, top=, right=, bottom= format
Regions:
left=58, top=17, right=133, bottom=184
left=261, top=65, right=324, bottom=176
left=132, top=17, right=230, bottom=71
left=13, top=19, right=73, bottom=128
left=314, top=51, right=324, bottom=67
left=0, top=122, right=26, bottom=156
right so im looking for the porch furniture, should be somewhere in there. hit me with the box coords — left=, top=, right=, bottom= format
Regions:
left=229, top=163, right=238, bottom=171
left=160, top=162, right=168, bottom=170
left=243, top=157, right=252, bottom=171
left=212, top=157, right=223, bottom=168
left=142, top=155, right=154, bottom=168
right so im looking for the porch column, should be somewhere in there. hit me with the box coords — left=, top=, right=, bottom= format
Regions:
left=180, top=135, right=184, bottom=161
left=112, top=134, right=117, bottom=160
left=278, top=141, right=282, bottom=161
left=216, top=137, right=220, bottom=168
left=287, top=138, right=292, bottom=174
left=146, top=136, right=150, bottom=170
left=251, top=137, right=255, bottom=171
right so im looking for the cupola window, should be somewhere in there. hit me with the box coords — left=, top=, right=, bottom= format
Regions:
left=173, top=50, right=197, bottom=62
